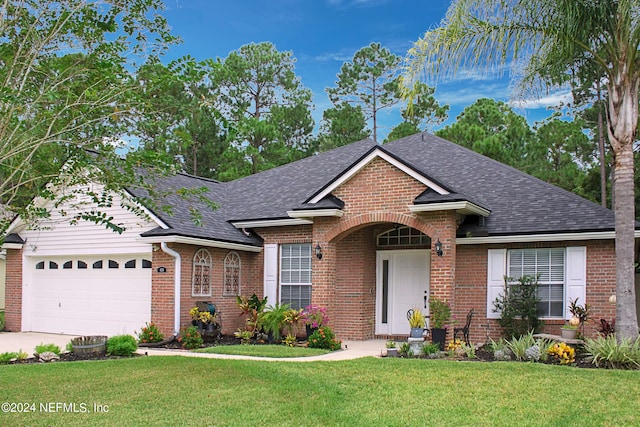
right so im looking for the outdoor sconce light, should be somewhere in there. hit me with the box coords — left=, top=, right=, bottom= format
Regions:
left=435, top=239, right=443, bottom=257
left=315, top=244, right=323, bottom=260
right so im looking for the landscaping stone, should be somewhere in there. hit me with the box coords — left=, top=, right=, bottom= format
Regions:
left=37, top=351, right=60, bottom=362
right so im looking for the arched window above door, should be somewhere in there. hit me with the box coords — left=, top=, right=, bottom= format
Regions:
left=377, top=226, right=430, bottom=247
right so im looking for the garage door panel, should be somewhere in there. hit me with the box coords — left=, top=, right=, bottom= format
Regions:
left=28, top=255, right=152, bottom=336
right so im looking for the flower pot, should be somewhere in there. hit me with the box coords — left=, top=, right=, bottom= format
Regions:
left=561, top=328, right=577, bottom=339
left=409, top=327, right=424, bottom=338
left=431, top=328, right=447, bottom=351
left=305, top=325, right=318, bottom=339
left=386, top=348, right=398, bottom=357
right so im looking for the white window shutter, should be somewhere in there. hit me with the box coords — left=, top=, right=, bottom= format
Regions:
left=565, top=246, right=586, bottom=320
left=487, top=249, right=507, bottom=319
left=263, top=243, right=278, bottom=306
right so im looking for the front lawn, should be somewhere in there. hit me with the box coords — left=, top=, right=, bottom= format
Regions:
left=195, top=344, right=330, bottom=358
left=0, top=357, right=637, bottom=426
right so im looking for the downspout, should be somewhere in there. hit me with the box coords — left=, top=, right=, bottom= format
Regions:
left=160, top=242, right=181, bottom=336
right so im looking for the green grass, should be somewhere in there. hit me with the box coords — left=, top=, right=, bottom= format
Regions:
left=0, top=357, right=638, bottom=426
left=195, top=344, right=330, bottom=358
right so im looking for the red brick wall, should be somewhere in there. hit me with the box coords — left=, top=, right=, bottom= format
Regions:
left=455, top=240, right=618, bottom=343
left=151, top=243, right=261, bottom=337
left=4, top=249, right=22, bottom=331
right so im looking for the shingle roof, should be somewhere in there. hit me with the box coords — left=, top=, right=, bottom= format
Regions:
left=131, top=132, right=618, bottom=245
left=384, top=133, right=616, bottom=236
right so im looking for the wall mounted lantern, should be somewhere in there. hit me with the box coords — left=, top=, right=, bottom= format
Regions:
left=315, top=244, right=323, bottom=260
left=435, top=239, right=444, bottom=257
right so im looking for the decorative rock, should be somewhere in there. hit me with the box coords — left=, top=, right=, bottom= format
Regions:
left=494, top=349, right=512, bottom=361
left=38, top=351, right=60, bottom=363
left=525, top=345, right=540, bottom=361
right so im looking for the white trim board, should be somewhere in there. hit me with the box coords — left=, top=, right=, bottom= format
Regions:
left=231, top=218, right=313, bottom=228
left=457, top=230, right=640, bottom=245
left=138, top=235, right=263, bottom=252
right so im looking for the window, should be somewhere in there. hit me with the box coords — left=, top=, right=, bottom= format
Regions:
left=63, top=261, right=73, bottom=269
left=93, top=260, right=103, bottom=269
left=507, top=248, right=565, bottom=318
left=378, top=226, right=430, bottom=247
left=108, top=260, right=119, bottom=269
left=223, top=252, right=241, bottom=296
left=35, top=261, right=45, bottom=270
left=125, top=260, right=136, bottom=269
left=142, top=259, right=152, bottom=269
left=49, top=261, right=58, bottom=270
left=280, top=243, right=312, bottom=310
left=192, top=248, right=212, bottom=296
left=77, top=261, right=87, bottom=269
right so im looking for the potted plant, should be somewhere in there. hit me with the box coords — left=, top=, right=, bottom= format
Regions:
left=568, top=298, right=591, bottom=337
left=260, top=303, right=291, bottom=343
left=429, top=298, right=451, bottom=350
left=189, top=306, right=201, bottom=327
left=408, top=309, right=425, bottom=338
left=560, top=323, right=578, bottom=339
left=302, top=305, right=329, bottom=338
left=385, top=340, right=398, bottom=357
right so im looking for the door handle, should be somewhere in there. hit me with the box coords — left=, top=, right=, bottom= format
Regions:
left=424, top=295, right=427, bottom=309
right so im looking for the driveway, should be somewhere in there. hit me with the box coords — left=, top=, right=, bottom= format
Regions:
left=0, top=332, right=77, bottom=354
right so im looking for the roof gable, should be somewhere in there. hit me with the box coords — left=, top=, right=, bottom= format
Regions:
left=307, top=146, right=450, bottom=204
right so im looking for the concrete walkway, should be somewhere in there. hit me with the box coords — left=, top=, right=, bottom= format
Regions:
left=0, top=332, right=387, bottom=361
left=140, top=339, right=387, bottom=362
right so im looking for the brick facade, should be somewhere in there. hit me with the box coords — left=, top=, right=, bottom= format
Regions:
left=3, top=155, right=623, bottom=344
left=3, top=249, right=22, bottom=332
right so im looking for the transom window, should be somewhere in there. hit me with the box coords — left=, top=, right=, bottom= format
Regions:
left=507, top=248, right=565, bottom=318
left=280, top=243, right=312, bottom=310
left=223, top=252, right=241, bottom=296
left=378, top=226, right=430, bottom=246
left=192, top=248, right=212, bottom=297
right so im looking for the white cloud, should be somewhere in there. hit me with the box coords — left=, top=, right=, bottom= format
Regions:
left=509, top=91, right=572, bottom=109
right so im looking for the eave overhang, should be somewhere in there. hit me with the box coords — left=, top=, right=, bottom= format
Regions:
left=409, top=201, right=490, bottom=217
left=137, top=235, right=263, bottom=252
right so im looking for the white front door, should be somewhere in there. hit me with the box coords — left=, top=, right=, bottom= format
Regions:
left=376, top=250, right=430, bottom=335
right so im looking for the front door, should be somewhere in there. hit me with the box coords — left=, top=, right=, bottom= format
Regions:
left=376, top=250, right=430, bottom=335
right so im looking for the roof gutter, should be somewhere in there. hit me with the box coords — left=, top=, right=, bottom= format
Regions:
left=160, top=242, right=181, bottom=336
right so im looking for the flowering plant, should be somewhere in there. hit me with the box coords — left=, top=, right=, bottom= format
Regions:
left=190, top=307, right=201, bottom=321
left=307, top=326, right=341, bottom=351
left=302, top=305, right=329, bottom=328
left=178, top=325, right=203, bottom=349
left=199, top=311, right=215, bottom=324
left=137, top=322, right=164, bottom=344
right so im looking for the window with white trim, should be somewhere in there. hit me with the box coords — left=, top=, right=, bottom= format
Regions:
left=377, top=226, right=430, bottom=246
left=223, top=252, right=241, bottom=296
left=280, top=243, right=311, bottom=310
left=507, top=248, right=565, bottom=318
left=192, top=248, right=212, bottom=297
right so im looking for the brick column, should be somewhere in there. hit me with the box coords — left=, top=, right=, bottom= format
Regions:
left=4, top=248, right=23, bottom=331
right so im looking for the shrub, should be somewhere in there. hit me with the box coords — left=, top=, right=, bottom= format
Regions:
left=283, top=333, right=297, bottom=347
left=598, top=319, right=615, bottom=337
left=106, top=335, right=138, bottom=357
left=307, top=326, right=341, bottom=351
left=398, top=342, right=412, bottom=357
left=493, top=276, right=543, bottom=338
left=137, top=322, right=164, bottom=344
left=548, top=342, right=576, bottom=365
left=35, top=343, right=61, bottom=355
left=422, top=342, right=440, bottom=355
left=0, top=352, right=18, bottom=364
left=584, top=335, right=640, bottom=369
left=234, top=329, right=253, bottom=344
left=178, top=326, right=203, bottom=349
left=505, top=331, right=536, bottom=361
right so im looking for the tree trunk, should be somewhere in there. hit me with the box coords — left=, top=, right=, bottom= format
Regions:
left=607, top=70, right=639, bottom=341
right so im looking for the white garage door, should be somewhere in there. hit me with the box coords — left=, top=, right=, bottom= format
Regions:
left=28, top=254, right=152, bottom=336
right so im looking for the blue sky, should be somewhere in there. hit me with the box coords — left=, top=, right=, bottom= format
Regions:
left=160, top=0, right=570, bottom=141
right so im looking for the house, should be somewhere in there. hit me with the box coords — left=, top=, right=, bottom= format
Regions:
left=2, top=133, right=636, bottom=341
